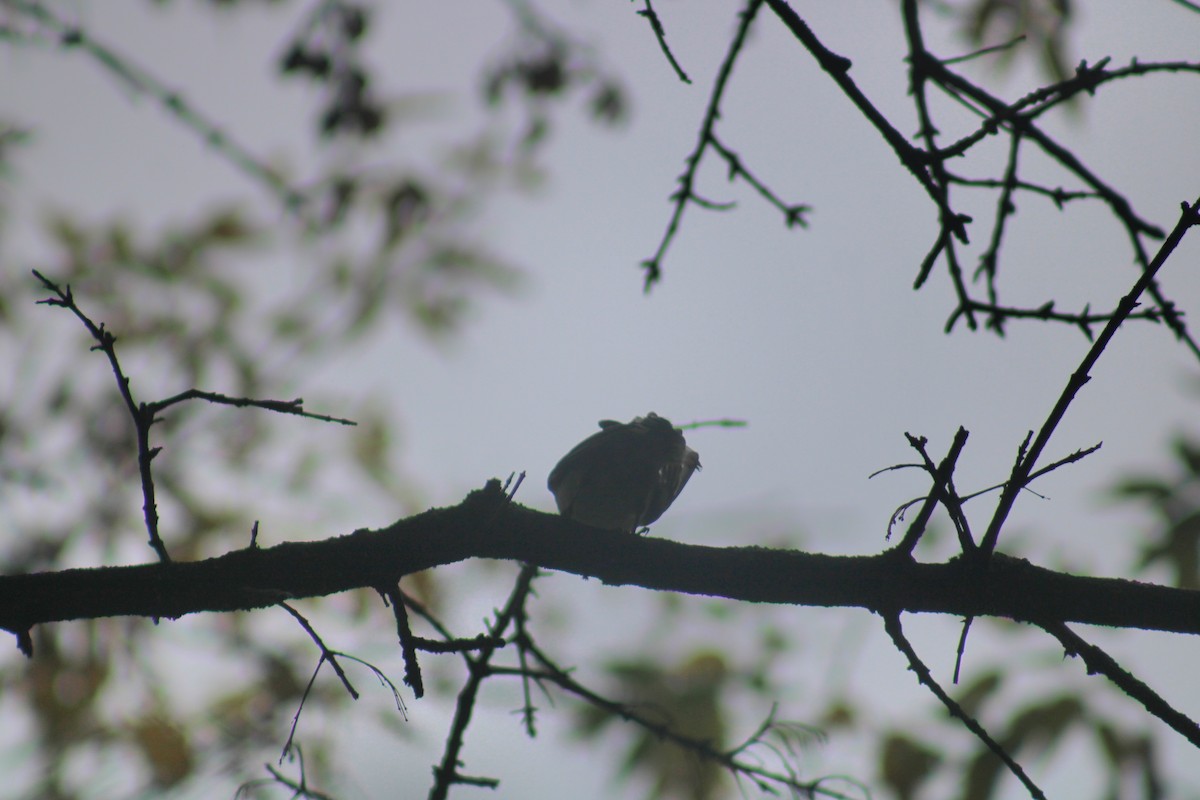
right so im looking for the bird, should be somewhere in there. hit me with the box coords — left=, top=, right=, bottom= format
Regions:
left=548, top=412, right=701, bottom=533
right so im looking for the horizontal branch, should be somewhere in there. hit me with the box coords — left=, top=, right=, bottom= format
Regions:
left=2, top=480, right=1199, bottom=652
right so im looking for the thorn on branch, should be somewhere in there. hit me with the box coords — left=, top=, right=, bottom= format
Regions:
left=16, top=629, right=33, bottom=658
left=382, top=585, right=425, bottom=699
left=642, top=259, right=661, bottom=292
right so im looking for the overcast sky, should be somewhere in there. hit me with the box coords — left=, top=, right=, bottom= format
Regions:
left=3, top=1, right=1200, bottom=798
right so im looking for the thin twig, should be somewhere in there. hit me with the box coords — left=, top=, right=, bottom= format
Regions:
left=429, top=563, right=538, bottom=800
left=919, top=54, right=1199, bottom=360
left=903, top=0, right=976, bottom=328
left=973, top=130, right=1023, bottom=334
left=381, top=584, right=425, bottom=699
left=709, top=134, right=811, bottom=228
left=280, top=602, right=359, bottom=701
left=642, top=0, right=764, bottom=290
left=636, top=0, right=691, bottom=83
left=678, top=417, right=748, bottom=430
left=940, top=35, right=1027, bottom=65
left=764, top=0, right=968, bottom=247
left=892, top=427, right=973, bottom=555
left=33, top=270, right=171, bottom=562
left=146, top=389, right=356, bottom=426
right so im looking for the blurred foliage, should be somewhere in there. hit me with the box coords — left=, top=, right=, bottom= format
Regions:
left=880, top=732, right=941, bottom=800
left=945, top=0, right=1073, bottom=84
left=1111, top=435, right=1200, bottom=589
left=874, top=661, right=1165, bottom=799
left=575, top=652, right=731, bottom=800
left=1, top=0, right=1193, bottom=798
left=0, top=0, right=624, bottom=796
left=482, top=0, right=629, bottom=152
left=277, top=3, right=384, bottom=138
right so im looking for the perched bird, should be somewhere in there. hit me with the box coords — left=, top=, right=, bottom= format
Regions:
left=548, top=412, right=701, bottom=533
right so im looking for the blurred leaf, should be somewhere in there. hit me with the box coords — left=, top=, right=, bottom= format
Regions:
left=954, top=670, right=1003, bottom=718
left=131, top=715, right=194, bottom=789
left=576, top=652, right=729, bottom=800
left=1109, top=477, right=1173, bottom=505
left=1007, top=695, right=1083, bottom=746
left=1139, top=512, right=1200, bottom=589
left=880, top=732, right=942, bottom=800
left=956, top=0, right=1073, bottom=85
left=819, top=697, right=856, bottom=730
left=352, top=406, right=391, bottom=488
left=590, top=82, right=627, bottom=125
left=383, top=179, right=430, bottom=246
left=1174, top=438, right=1200, bottom=477
left=963, top=695, right=1083, bottom=800
left=1111, top=434, right=1200, bottom=587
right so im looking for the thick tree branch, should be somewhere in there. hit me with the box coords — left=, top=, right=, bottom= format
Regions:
left=3, top=480, right=1200, bottom=654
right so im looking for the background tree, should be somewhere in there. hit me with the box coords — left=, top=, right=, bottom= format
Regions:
left=1, top=1, right=1199, bottom=799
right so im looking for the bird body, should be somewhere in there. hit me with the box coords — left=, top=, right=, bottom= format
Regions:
left=548, top=413, right=700, bottom=533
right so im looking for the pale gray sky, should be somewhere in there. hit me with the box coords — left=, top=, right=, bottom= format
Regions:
left=2, top=1, right=1199, bottom=798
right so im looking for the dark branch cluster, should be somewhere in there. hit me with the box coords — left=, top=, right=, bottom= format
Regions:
left=641, top=0, right=1200, bottom=364
left=865, top=199, right=1200, bottom=796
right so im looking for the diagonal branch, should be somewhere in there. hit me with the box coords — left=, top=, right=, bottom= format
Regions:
left=979, top=197, right=1200, bottom=556
left=883, top=612, right=1045, bottom=799
left=635, top=0, right=691, bottom=84
left=1039, top=620, right=1200, bottom=749
left=764, top=0, right=969, bottom=248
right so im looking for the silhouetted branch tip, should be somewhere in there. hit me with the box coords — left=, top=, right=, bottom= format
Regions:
left=636, top=0, right=691, bottom=84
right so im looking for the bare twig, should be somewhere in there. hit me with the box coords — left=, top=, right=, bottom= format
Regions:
left=917, top=54, right=1199, bottom=359
left=636, top=0, right=691, bottom=83
left=903, top=0, right=976, bottom=328
left=892, top=427, right=973, bottom=556
left=709, top=134, right=811, bottom=228
left=429, top=563, right=538, bottom=800
left=247, top=747, right=338, bottom=800
left=381, top=584, right=425, bottom=699
left=952, top=298, right=1174, bottom=340
left=643, top=0, right=766, bottom=290
left=280, top=602, right=360, bottom=701
left=765, top=0, right=969, bottom=247
left=940, top=35, right=1027, bottom=65
left=147, top=389, right=357, bottom=426
left=33, top=269, right=359, bottom=563
left=280, top=658, right=328, bottom=764
left=34, top=269, right=172, bottom=562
